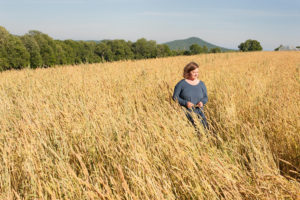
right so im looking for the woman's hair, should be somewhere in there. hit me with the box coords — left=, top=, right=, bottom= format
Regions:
left=183, top=62, right=199, bottom=78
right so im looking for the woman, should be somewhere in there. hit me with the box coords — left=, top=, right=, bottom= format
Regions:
left=173, top=62, right=209, bottom=130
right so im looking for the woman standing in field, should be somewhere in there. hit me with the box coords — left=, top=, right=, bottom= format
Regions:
left=173, top=62, right=209, bottom=130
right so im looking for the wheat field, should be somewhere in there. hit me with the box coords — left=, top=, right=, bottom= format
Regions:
left=0, top=51, right=299, bottom=199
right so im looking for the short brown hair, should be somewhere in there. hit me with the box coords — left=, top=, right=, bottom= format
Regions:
left=183, top=62, right=199, bottom=78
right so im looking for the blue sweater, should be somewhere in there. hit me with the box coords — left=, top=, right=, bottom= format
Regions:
left=172, top=79, right=208, bottom=109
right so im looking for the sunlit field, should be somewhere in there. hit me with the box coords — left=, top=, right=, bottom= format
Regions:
left=0, top=51, right=299, bottom=199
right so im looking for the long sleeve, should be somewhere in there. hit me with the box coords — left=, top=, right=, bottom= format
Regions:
left=173, top=82, right=187, bottom=106
left=199, top=82, right=208, bottom=105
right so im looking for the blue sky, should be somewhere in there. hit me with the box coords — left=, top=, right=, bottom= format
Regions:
left=0, top=0, right=299, bottom=50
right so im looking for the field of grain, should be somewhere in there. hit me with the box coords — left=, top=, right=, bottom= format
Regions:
left=0, top=52, right=299, bottom=199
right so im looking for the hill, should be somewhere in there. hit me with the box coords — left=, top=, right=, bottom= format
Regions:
left=164, top=37, right=234, bottom=52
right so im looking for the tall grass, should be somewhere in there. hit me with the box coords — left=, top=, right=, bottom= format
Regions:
left=0, top=52, right=299, bottom=199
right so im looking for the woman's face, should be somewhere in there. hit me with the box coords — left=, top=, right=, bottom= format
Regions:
left=189, top=68, right=199, bottom=80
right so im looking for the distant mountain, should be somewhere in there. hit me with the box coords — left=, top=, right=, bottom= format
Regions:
left=163, top=37, right=233, bottom=52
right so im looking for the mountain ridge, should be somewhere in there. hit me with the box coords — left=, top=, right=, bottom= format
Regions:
left=163, top=37, right=234, bottom=52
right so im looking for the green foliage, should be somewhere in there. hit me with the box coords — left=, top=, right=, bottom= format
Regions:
left=28, top=31, right=56, bottom=67
left=0, top=26, right=30, bottom=70
left=189, top=44, right=203, bottom=55
left=0, top=26, right=10, bottom=71
left=238, top=39, right=263, bottom=52
left=202, top=45, right=208, bottom=53
left=156, top=44, right=171, bottom=57
left=7, top=36, right=30, bottom=69
left=54, top=40, right=68, bottom=65
left=210, top=47, right=221, bottom=53
left=185, top=44, right=222, bottom=55
left=132, top=38, right=158, bottom=59
left=106, top=40, right=134, bottom=61
left=78, top=41, right=97, bottom=63
left=183, top=50, right=191, bottom=55
left=63, top=40, right=82, bottom=64
left=21, top=35, right=43, bottom=68
left=95, top=42, right=113, bottom=62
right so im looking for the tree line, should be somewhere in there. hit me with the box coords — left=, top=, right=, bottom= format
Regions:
left=0, top=26, right=225, bottom=72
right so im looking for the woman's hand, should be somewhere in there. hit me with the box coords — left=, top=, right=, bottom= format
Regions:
left=187, top=101, right=194, bottom=108
left=197, top=101, right=203, bottom=108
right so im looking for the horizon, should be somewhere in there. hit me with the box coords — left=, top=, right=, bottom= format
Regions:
left=1, top=0, right=300, bottom=51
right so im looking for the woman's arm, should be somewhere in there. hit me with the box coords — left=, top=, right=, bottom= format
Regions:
left=199, top=81, right=208, bottom=105
left=172, top=82, right=187, bottom=106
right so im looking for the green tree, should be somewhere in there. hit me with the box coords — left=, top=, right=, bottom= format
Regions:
left=238, top=39, right=263, bottom=52
left=173, top=49, right=185, bottom=56
left=0, top=49, right=8, bottom=71
left=54, top=40, right=69, bottom=65
left=6, top=37, right=30, bottom=70
left=105, top=40, right=134, bottom=61
left=21, top=34, right=43, bottom=68
left=157, top=44, right=171, bottom=57
left=210, top=47, right=221, bottom=53
left=63, top=40, right=81, bottom=64
left=124, top=41, right=134, bottom=60
left=0, top=26, right=30, bottom=70
left=0, top=26, right=10, bottom=71
left=95, top=42, right=113, bottom=62
left=183, top=50, right=191, bottom=55
left=132, top=38, right=157, bottom=59
left=28, top=30, right=56, bottom=67
left=189, top=44, right=203, bottom=55
left=77, top=41, right=96, bottom=63
left=202, top=45, right=208, bottom=53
